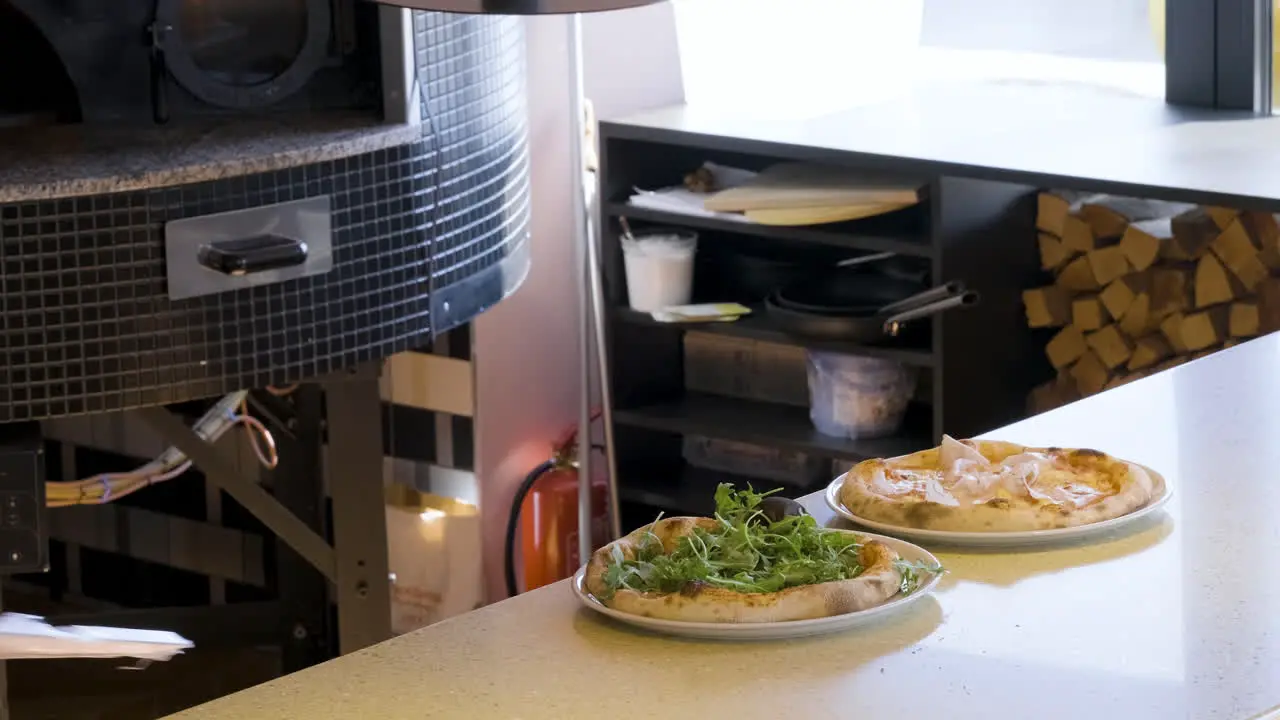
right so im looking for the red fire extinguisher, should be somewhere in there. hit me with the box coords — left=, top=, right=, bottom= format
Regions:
left=504, top=413, right=610, bottom=597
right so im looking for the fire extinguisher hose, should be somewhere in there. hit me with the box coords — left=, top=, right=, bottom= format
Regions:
left=504, top=458, right=558, bottom=598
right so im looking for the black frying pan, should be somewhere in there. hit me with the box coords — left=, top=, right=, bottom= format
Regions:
left=766, top=285, right=979, bottom=344
left=773, top=263, right=933, bottom=315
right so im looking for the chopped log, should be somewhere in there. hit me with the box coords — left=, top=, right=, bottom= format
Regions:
left=1210, top=218, right=1269, bottom=291
left=1193, top=253, right=1241, bottom=308
left=1149, top=266, right=1192, bottom=318
left=1127, top=334, right=1172, bottom=371
left=1037, top=232, right=1073, bottom=272
left=1180, top=306, right=1230, bottom=351
left=1242, top=210, right=1280, bottom=248
left=1077, top=203, right=1130, bottom=241
left=1085, top=246, right=1131, bottom=287
left=1191, top=347, right=1221, bottom=361
left=1242, top=211, right=1280, bottom=270
left=1258, top=278, right=1280, bottom=333
left=1152, top=355, right=1191, bottom=374
left=1160, top=312, right=1188, bottom=353
left=1259, top=245, right=1280, bottom=272
left=1105, top=370, right=1148, bottom=391
left=1057, top=255, right=1102, bottom=291
left=1205, top=206, right=1241, bottom=230
left=1229, top=302, right=1260, bottom=338
left=1078, top=196, right=1194, bottom=241
left=1061, top=214, right=1096, bottom=253
left=1165, top=208, right=1220, bottom=260
left=1028, top=374, right=1080, bottom=415
left=1119, top=292, right=1158, bottom=337
left=1072, top=296, right=1106, bottom=331
left=1099, top=273, right=1149, bottom=320
left=1046, top=325, right=1088, bottom=369
left=1085, top=324, right=1133, bottom=369
left=1119, top=218, right=1172, bottom=272
left=1036, top=191, right=1073, bottom=237
left=1070, top=350, right=1112, bottom=396
left=1023, top=286, right=1073, bottom=328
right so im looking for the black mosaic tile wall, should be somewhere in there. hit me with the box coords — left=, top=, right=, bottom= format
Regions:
left=414, top=13, right=531, bottom=329
left=0, top=15, right=530, bottom=423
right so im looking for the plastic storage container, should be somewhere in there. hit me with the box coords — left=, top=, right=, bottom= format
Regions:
left=622, top=229, right=698, bottom=312
left=805, top=351, right=918, bottom=439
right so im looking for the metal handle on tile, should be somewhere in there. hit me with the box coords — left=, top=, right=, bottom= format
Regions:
left=196, top=234, right=309, bottom=276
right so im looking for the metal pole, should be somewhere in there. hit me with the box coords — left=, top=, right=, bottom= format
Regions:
left=567, top=11, right=594, bottom=566
left=585, top=171, right=621, bottom=541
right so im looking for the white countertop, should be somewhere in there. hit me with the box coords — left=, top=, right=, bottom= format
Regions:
left=601, top=82, right=1280, bottom=211
left=170, top=336, right=1280, bottom=720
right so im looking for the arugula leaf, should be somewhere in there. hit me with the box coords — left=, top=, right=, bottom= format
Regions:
left=602, top=483, right=942, bottom=599
left=892, top=558, right=944, bottom=595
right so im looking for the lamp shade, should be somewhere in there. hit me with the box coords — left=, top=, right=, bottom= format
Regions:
left=366, top=0, right=664, bottom=13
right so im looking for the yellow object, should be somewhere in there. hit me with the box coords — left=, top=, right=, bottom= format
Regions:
left=703, top=162, right=921, bottom=213
left=1148, top=0, right=1280, bottom=103
left=745, top=202, right=915, bottom=226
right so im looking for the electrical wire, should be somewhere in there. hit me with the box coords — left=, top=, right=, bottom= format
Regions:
left=46, top=389, right=280, bottom=507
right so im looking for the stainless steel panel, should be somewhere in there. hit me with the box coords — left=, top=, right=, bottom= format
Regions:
left=164, top=195, right=333, bottom=301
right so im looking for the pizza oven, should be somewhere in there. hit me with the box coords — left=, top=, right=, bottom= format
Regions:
left=0, top=1, right=531, bottom=423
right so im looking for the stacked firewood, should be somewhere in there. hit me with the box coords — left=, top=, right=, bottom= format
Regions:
left=1025, top=191, right=1280, bottom=413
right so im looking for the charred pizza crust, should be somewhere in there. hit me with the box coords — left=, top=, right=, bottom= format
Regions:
left=839, top=438, right=1157, bottom=532
left=584, top=517, right=903, bottom=623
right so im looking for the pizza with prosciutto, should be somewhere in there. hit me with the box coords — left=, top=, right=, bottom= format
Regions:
left=583, top=485, right=936, bottom=623
left=838, top=436, right=1159, bottom=532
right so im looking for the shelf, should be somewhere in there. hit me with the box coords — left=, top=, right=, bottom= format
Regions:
left=615, top=307, right=935, bottom=366
left=604, top=203, right=934, bottom=258
left=614, top=392, right=933, bottom=463
left=616, top=464, right=804, bottom=516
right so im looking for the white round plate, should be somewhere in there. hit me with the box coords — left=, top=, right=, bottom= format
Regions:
left=824, top=465, right=1172, bottom=549
left=571, top=531, right=941, bottom=641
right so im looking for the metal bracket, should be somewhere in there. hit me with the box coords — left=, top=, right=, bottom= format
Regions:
left=321, top=368, right=394, bottom=653
left=137, top=406, right=337, bottom=583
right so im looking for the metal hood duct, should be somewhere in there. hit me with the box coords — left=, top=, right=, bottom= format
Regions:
left=365, top=0, right=664, bottom=13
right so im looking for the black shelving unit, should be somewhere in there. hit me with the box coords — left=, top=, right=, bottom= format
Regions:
left=597, top=129, right=1045, bottom=516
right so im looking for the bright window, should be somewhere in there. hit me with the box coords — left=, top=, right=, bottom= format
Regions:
left=673, top=0, right=1168, bottom=117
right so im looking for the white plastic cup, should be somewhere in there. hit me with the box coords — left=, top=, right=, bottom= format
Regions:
left=621, top=229, right=698, bottom=312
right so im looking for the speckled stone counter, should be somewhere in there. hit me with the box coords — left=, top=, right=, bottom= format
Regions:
left=0, top=113, right=421, bottom=202
left=168, top=335, right=1280, bottom=720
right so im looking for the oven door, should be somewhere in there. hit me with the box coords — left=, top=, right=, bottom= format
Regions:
left=157, top=0, right=333, bottom=109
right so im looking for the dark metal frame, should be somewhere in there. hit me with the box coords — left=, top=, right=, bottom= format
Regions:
left=1168, top=0, right=1274, bottom=112
left=133, top=364, right=393, bottom=658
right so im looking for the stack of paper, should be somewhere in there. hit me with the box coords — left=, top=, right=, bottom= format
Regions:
left=0, top=613, right=193, bottom=661
left=626, top=162, right=758, bottom=222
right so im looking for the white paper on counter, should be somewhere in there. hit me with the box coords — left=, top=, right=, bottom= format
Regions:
left=0, top=612, right=193, bottom=661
